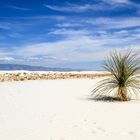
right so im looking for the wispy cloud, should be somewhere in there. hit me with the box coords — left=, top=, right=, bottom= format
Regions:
left=0, top=48, right=12, bottom=58
left=0, top=57, right=15, bottom=61
left=104, top=0, right=140, bottom=7
left=48, top=28, right=91, bottom=36
left=0, top=1, right=140, bottom=69
left=43, top=3, right=106, bottom=12
left=1, top=25, right=139, bottom=67
left=2, top=15, right=139, bottom=31
left=0, top=22, right=12, bottom=30
left=7, top=5, right=31, bottom=11
left=56, top=23, right=83, bottom=28
left=43, top=0, right=140, bottom=13
left=83, top=17, right=140, bottom=29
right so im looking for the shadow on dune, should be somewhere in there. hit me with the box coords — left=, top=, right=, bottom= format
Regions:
left=86, top=95, right=123, bottom=102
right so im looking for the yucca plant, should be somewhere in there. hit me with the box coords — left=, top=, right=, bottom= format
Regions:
left=92, top=50, right=140, bottom=101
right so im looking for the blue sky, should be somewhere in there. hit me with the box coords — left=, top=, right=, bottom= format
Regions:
left=0, top=0, right=140, bottom=70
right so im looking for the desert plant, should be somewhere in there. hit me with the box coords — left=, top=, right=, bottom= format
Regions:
left=91, top=50, right=140, bottom=101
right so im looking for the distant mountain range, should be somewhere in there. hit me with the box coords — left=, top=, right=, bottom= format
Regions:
left=0, top=64, right=82, bottom=71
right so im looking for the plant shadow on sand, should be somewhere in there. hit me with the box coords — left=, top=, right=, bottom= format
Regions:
left=86, top=95, right=126, bottom=102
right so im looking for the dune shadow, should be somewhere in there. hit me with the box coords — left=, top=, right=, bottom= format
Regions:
left=87, top=95, right=122, bottom=102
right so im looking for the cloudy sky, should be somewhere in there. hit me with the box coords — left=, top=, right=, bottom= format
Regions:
left=0, top=0, right=140, bottom=70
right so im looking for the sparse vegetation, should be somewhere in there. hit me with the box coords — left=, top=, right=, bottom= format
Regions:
left=92, top=50, right=140, bottom=101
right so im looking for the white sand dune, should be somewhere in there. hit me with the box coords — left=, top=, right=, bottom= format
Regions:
left=0, top=78, right=140, bottom=140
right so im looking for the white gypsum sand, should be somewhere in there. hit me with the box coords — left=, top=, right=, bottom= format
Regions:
left=0, top=77, right=140, bottom=140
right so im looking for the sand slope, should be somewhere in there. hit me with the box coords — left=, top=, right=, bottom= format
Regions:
left=0, top=78, right=140, bottom=140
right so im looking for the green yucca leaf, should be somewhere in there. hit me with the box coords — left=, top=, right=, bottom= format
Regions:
left=92, top=50, right=140, bottom=101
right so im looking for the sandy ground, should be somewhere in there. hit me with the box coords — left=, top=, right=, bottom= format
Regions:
left=0, top=78, right=140, bottom=140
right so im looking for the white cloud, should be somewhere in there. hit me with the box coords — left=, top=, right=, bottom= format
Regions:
left=0, top=22, right=12, bottom=30
left=43, top=4, right=100, bottom=12
left=83, top=17, right=140, bottom=29
left=105, top=0, right=140, bottom=8
left=56, top=23, right=83, bottom=28
left=44, top=0, right=140, bottom=13
left=48, top=28, right=91, bottom=36
left=0, top=49, right=12, bottom=56
left=102, top=0, right=130, bottom=5
left=7, top=5, right=31, bottom=11
left=1, top=15, right=139, bottom=34
left=0, top=57, right=15, bottom=61
left=9, top=27, right=139, bottom=66
left=44, top=2, right=113, bottom=13
left=0, top=49, right=15, bottom=62
left=0, top=29, right=139, bottom=68
left=0, top=11, right=140, bottom=68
